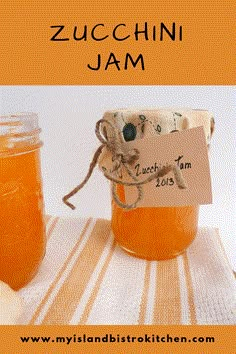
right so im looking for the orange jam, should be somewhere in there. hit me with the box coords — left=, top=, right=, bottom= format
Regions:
left=104, top=108, right=214, bottom=261
left=0, top=113, right=45, bottom=290
left=112, top=185, right=199, bottom=260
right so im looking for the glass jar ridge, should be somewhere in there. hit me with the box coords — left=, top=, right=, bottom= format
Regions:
left=0, top=112, right=42, bottom=156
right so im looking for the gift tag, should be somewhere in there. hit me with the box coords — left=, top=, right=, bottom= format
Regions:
left=123, top=126, right=212, bottom=207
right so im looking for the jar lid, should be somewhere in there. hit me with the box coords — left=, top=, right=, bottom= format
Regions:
left=102, top=108, right=214, bottom=145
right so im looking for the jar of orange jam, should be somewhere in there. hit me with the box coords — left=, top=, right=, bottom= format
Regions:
left=0, top=113, right=46, bottom=290
left=101, top=109, right=214, bottom=260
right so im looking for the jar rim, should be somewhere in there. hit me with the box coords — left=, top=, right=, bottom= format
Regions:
left=0, top=112, right=42, bottom=156
left=0, top=112, right=39, bottom=136
left=0, top=112, right=38, bottom=120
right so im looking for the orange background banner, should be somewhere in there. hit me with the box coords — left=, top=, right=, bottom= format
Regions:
left=0, top=0, right=235, bottom=84
left=0, top=325, right=235, bottom=353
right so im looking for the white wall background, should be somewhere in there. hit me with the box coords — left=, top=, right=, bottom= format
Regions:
left=0, top=86, right=235, bottom=269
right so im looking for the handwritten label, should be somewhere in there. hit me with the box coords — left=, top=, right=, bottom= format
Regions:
left=123, top=127, right=212, bottom=207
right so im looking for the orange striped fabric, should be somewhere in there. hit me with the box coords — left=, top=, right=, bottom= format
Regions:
left=17, top=217, right=236, bottom=325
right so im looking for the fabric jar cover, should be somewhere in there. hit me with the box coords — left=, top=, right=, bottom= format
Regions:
left=98, top=108, right=215, bottom=170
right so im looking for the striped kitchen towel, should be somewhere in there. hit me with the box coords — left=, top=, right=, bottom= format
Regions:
left=17, top=216, right=236, bottom=325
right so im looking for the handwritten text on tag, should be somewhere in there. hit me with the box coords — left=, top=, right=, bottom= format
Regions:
left=123, top=127, right=212, bottom=207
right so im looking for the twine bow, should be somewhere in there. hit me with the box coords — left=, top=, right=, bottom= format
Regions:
left=63, top=119, right=187, bottom=210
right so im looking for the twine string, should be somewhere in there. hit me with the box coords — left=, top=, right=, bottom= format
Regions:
left=62, top=119, right=187, bottom=210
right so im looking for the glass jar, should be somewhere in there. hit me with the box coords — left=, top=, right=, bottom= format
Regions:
left=104, top=108, right=214, bottom=260
left=0, top=113, right=46, bottom=290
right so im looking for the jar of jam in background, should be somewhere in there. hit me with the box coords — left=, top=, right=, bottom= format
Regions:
left=0, top=113, right=46, bottom=290
left=100, top=109, right=214, bottom=260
